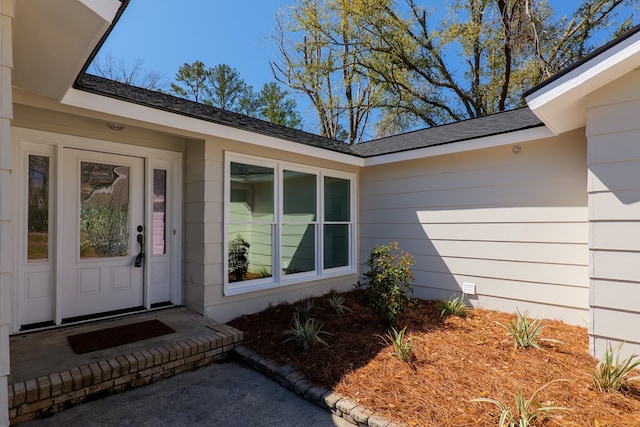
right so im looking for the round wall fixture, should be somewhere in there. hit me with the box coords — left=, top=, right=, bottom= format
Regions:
left=512, top=145, right=522, bottom=154
left=106, top=122, right=126, bottom=131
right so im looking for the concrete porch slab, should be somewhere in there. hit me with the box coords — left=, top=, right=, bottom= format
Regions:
left=8, top=307, right=243, bottom=425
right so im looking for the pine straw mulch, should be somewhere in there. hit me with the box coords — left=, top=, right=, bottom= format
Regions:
left=228, top=290, right=640, bottom=426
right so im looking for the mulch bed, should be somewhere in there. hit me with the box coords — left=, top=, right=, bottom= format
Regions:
left=228, top=290, right=640, bottom=426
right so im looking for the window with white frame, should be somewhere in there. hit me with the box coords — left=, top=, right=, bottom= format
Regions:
left=225, top=153, right=355, bottom=294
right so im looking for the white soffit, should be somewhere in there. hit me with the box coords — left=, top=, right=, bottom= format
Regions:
left=60, top=87, right=365, bottom=167
left=525, top=31, right=640, bottom=135
left=13, top=0, right=120, bottom=100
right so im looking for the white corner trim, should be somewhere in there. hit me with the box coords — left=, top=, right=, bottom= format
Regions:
left=362, top=126, right=555, bottom=166
left=60, top=88, right=365, bottom=167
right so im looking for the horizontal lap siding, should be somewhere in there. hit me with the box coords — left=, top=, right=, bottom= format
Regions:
left=587, top=71, right=640, bottom=358
left=360, top=133, right=589, bottom=324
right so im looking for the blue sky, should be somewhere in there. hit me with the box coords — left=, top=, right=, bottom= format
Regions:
left=94, top=0, right=638, bottom=134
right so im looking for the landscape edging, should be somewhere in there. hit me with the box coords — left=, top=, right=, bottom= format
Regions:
left=231, top=345, right=404, bottom=427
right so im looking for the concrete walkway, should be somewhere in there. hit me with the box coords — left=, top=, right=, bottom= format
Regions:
left=20, top=362, right=354, bottom=427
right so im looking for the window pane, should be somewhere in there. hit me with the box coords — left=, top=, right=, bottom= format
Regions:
left=28, top=155, right=49, bottom=262
left=282, top=224, right=315, bottom=275
left=324, top=176, right=350, bottom=222
left=80, top=162, right=130, bottom=258
left=228, top=224, right=273, bottom=282
left=283, top=170, right=316, bottom=222
left=324, top=224, right=349, bottom=269
left=230, top=162, right=274, bottom=222
left=153, top=169, right=167, bottom=255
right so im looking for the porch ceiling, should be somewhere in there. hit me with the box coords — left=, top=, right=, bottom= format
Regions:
left=13, top=0, right=120, bottom=100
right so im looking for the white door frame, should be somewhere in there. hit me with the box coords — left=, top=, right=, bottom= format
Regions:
left=11, top=127, right=183, bottom=332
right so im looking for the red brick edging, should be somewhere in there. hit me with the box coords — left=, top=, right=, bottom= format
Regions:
left=9, top=326, right=243, bottom=425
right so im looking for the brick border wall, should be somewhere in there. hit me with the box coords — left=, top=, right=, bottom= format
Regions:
left=9, top=328, right=242, bottom=425
left=232, top=345, right=399, bottom=427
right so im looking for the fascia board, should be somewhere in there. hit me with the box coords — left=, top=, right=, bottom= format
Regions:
left=60, top=87, right=365, bottom=167
left=526, top=33, right=640, bottom=134
left=362, top=126, right=555, bottom=166
left=78, top=0, right=120, bottom=22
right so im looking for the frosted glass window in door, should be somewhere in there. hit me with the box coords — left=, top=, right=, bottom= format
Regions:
left=80, top=162, right=130, bottom=258
left=28, top=155, right=50, bottom=262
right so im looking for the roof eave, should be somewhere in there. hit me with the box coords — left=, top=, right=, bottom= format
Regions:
left=525, top=26, right=640, bottom=135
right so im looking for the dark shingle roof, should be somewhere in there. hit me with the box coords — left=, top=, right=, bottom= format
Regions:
left=76, top=75, right=544, bottom=159
left=76, top=74, right=357, bottom=156
left=352, top=108, right=544, bottom=157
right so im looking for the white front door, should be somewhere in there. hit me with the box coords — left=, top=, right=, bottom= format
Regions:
left=61, top=149, right=145, bottom=320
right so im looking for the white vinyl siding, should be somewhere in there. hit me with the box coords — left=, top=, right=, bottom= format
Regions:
left=586, top=69, right=640, bottom=359
left=360, top=134, right=589, bottom=324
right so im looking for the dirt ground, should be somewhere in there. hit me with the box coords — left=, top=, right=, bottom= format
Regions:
left=229, top=290, right=640, bottom=426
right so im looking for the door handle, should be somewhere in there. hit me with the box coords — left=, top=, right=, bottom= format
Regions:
left=134, top=225, right=144, bottom=267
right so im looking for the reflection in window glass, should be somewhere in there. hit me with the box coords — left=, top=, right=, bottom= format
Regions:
left=282, top=224, right=316, bottom=274
left=28, top=155, right=49, bottom=262
left=324, top=176, right=350, bottom=221
left=228, top=162, right=275, bottom=282
left=230, top=162, right=274, bottom=222
left=324, top=224, right=349, bottom=269
left=80, top=162, right=130, bottom=258
left=324, top=176, right=350, bottom=269
left=228, top=225, right=273, bottom=282
left=283, top=170, right=316, bottom=222
left=153, top=169, right=167, bottom=255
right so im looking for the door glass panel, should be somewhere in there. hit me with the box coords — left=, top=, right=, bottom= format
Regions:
left=80, top=162, right=130, bottom=258
left=28, top=155, right=49, bottom=262
left=153, top=169, right=167, bottom=255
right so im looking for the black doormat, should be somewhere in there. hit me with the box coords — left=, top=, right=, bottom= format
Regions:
left=67, top=319, right=176, bottom=354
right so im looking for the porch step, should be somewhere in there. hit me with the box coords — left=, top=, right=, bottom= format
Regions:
left=8, top=324, right=243, bottom=425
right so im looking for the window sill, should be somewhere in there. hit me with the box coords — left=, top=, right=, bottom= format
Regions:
left=223, top=268, right=357, bottom=296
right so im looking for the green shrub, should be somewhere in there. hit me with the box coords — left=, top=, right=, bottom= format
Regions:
left=593, top=342, right=640, bottom=392
left=505, top=309, right=562, bottom=349
left=283, top=315, right=332, bottom=351
left=228, top=235, right=250, bottom=282
left=379, top=326, right=415, bottom=363
left=293, top=298, right=319, bottom=322
left=471, top=379, right=569, bottom=427
left=357, top=242, right=415, bottom=325
left=328, top=293, right=352, bottom=314
left=440, top=294, right=468, bottom=318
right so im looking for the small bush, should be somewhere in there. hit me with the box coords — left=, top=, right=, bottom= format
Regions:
left=328, top=293, right=352, bottom=314
left=471, top=379, right=569, bottom=427
left=379, top=326, right=415, bottom=363
left=357, top=242, right=415, bottom=325
left=293, top=298, right=318, bottom=322
left=505, top=309, right=562, bottom=349
left=440, top=295, right=468, bottom=318
left=283, top=315, right=332, bottom=351
left=593, top=342, right=640, bottom=392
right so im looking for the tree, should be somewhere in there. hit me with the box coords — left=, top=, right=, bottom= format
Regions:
left=207, top=64, right=250, bottom=111
left=271, top=0, right=383, bottom=144
left=272, top=0, right=635, bottom=138
left=257, top=82, right=303, bottom=129
left=170, top=61, right=303, bottom=127
left=170, top=61, right=210, bottom=103
left=90, top=52, right=163, bottom=90
left=354, top=0, right=635, bottom=135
